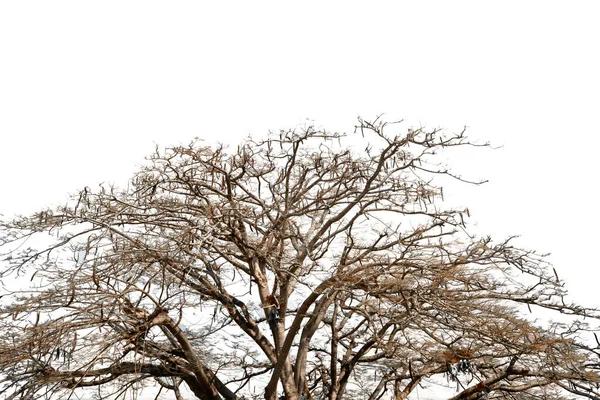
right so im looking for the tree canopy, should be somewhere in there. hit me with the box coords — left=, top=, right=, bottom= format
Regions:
left=1, top=119, right=599, bottom=400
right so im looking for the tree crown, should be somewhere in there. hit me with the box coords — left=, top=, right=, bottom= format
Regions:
left=1, top=118, right=599, bottom=400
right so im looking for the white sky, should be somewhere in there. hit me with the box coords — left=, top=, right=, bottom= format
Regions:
left=1, top=2, right=599, bottom=396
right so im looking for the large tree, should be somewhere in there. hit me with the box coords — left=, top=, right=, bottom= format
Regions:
left=1, top=119, right=599, bottom=400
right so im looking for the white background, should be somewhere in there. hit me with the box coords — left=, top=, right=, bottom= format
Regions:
left=1, top=1, right=599, bottom=398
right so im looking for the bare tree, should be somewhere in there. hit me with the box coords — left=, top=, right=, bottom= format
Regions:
left=1, top=118, right=600, bottom=400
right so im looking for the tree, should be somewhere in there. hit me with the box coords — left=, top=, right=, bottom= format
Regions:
left=1, top=118, right=599, bottom=400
